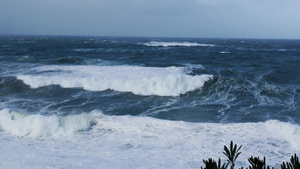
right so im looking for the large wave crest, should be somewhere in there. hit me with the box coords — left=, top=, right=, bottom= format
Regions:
left=17, top=65, right=213, bottom=96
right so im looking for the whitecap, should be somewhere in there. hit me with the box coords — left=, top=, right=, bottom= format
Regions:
left=220, top=51, right=230, bottom=54
left=144, top=41, right=215, bottom=47
left=277, top=49, right=287, bottom=52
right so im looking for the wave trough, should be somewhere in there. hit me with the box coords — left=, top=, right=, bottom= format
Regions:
left=17, top=65, right=213, bottom=96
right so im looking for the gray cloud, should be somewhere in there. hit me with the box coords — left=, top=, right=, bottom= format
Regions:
left=1, top=0, right=300, bottom=39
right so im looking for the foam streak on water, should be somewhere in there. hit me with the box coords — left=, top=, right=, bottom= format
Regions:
left=144, top=41, right=215, bottom=47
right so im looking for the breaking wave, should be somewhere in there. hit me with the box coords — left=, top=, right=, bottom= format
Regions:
left=17, top=65, right=213, bottom=96
left=0, top=109, right=99, bottom=137
left=1, top=107, right=299, bottom=166
left=1, top=107, right=300, bottom=168
left=1, top=108, right=300, bottom=152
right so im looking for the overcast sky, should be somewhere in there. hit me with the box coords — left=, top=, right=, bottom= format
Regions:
left=1, top=0, right=300, bottom=39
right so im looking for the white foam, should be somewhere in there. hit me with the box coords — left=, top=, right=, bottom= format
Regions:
left=17, top=65, right=213, bottom=96
left=183, top=63, right=205, bottom=70
left=277, top=49, right=287, bottom=52
left=91, top=116, right=300, bottom=168
left=265, top=120, right=300, bottom=151
left=73, top=48, right=102, bottom=52
left=144, top=41, right=215, bottom=47
left=0, top=109, right=98, bottom=137
left=73, top=48, right=96, bottom=52
left=0, top=109, right=299, bottom=168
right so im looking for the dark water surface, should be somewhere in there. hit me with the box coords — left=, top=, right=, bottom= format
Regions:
left=0, top=35, right=299, bottom=123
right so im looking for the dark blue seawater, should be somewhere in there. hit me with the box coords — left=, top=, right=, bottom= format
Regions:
left=1, top=35, right=300, bottom=168
left=0, top=35, right=299, bottom=123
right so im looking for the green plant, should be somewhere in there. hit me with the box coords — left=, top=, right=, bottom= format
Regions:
left=247, top=156, right=273, bottom=169
left=281, top=154, right=300, bottom=169
left=201, top=158, right=229, bottom=169
left=200, top=141, right=299, bottom=169
left=223, top=141, right=242, bottom=169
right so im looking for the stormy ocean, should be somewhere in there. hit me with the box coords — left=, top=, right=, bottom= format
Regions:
left=0, top=35, right=299, bottom=168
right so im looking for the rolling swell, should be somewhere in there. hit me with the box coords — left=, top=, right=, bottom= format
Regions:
left=0, top=76, right=30, bottom=95
left=53, top=56, right=114, bottom=66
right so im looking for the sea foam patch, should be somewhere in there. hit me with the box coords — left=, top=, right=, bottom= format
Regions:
left=17, top=65, right=213, bottom=96
left=0, top=109, right=299, bottom=168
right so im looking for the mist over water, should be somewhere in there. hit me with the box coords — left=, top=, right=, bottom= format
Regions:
left=0, top=36, right=299, bottom=168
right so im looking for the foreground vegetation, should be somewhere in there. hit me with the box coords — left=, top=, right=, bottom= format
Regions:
left=201, top=141, right=300, bottom=169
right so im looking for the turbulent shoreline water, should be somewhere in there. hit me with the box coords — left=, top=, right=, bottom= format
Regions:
left=0, top=35, right=299, bottom=168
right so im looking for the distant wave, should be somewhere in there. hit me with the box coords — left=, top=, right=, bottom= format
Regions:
left=277, top=49, right=287, bottom=52
left=144, top=41, right=215, bottom=47
left=17, top=65, right=213, bottom=96
left=73, top=48, right=100, bottom=52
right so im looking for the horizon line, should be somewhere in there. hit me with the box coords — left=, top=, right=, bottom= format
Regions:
left=1, top=33, right=300, bottom=41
